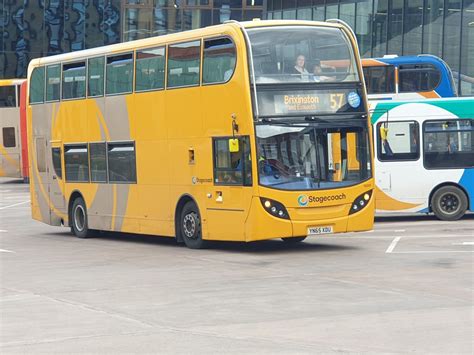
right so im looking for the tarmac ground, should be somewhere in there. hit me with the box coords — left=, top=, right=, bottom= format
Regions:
left=1, top=178, right=473, bottom=353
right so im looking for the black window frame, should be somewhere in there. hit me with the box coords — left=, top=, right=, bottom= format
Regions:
left=62, top=61, right=87, bottom=101
left=376, top=120, right=420, bottom=162
left=87, top=56, right=105, bottom=98
left=212, top=135, right=252, bottom=186
left=167, top=40, right=202, bottom=89
left=202, top=36, right=237, bottom=86
left=64, top=144, right=90, bottom=183
left=398, top=63, right=442, bottom=93
left=30, top=66, right=45, bottom=104
left=0, top=85, right=17, bottom=108
left=363, top=65, right=396, bottom=95
left=45, top=64, right=61, bottom=102
left=2, top=127, right=16, bottom=148
left=51, top=147, right=63, bottom=179
left=105, top=53, right=134, bottom=96
left=89, top=142, right=108, bottom=183
left=422, top=119, right=474, bottom=170
left=135, top=46, right=167, bottom=93
left=107, top=141, right=137, bottom=184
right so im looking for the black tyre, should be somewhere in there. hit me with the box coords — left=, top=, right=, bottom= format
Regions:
left=180, top=201, right=206, bottom=249
left=431, top=186, right=468, bottom=221
left=282, top=236, right=307, bottom=243
left=70, top=197, right=92, bottom=238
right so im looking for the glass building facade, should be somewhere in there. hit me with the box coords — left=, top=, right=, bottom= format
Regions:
left=0, top=0, right=262, bottom=79
left=266, top=0, right=474, bottom=96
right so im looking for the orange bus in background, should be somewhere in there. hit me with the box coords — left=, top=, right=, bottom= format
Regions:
left=0, top=79, right=29, bottom=182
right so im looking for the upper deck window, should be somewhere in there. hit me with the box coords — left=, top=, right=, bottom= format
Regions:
left=88, top=57, right=105, bottom=97
left=106, top=53, right=134, bottom=95
left=135, top=47, right=166, bottom=92
left=62, top=61, right=86, bottom=100
left=46, top=64, right=61, bottom=102
left=363, top=66, right=395, bottom=94
left=203, top=37, right=236, bottom=84
left=30, top=67, right=45, bottom=104
left=246, top=26, right=360, bottom=84
left=0, top=85, right=16, bottom=107
left=167, top=41, right=201, bottom=88
left=399, top=64, right=441, bottom=93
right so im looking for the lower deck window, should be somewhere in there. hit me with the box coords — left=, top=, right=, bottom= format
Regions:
left=65, top=145, right=89, bottom=182
left=213, top=136, right=252, bottom=186
left=2, top=127, right=16, bottom=148
left=52, top=148, right=62, bottom=179
left=423, top=119, right=474, bottom=169
left=107, top=142, right=136, bottom=183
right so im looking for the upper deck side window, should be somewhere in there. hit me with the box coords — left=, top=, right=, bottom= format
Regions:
left=46, top=64, right=61, bottom=102
left=203, top=37, right=236, bottom=85
left=363, top=65, right=395, bottom=94
left=88, top=57, right=105, bottom=97
left=135, top=47, right=166, bottom=92
left=62, top=61, right=86, bottom=100
left=106, top=53, right=134, bottom=95
left=167, top=40, right=201, bottom=88
left=0, top=85, right=17, bottom=107
left=399, top=64, right=441, bottom=93
left=30, top=67, right=45, bottom=104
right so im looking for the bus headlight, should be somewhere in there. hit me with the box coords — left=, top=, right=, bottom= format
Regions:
left=349, top=190, right=372, bottom=215
left=260, top=198, right=290, bottom=220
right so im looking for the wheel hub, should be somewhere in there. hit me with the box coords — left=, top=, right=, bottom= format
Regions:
left=74, top=205, right=85, bottom=232
left=183, top=214, right=196, bottom=238
left=440, top=193, right=460, bottom=214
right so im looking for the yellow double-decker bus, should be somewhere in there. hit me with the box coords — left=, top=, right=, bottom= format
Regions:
left=27, top=20, right=374, bottom=249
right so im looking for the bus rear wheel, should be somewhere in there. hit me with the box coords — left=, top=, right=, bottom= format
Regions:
left=282, top=237, right=306, bottom=243
left=180, top=201, right=207, bottom=249
left=431, top=186, right=467, bottom=221
left=71, top=197, right=92, bottom=238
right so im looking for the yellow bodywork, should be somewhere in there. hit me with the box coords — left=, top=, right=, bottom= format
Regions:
left=27, top=21, right=374, bottom=242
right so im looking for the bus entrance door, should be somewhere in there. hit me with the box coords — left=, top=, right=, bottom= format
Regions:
left=49, top=141, right=65, bottom=226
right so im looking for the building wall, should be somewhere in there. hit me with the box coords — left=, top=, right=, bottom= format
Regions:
left=266, top=0, right=474, bottom=96
left=0, top=0, right=262, bottom=79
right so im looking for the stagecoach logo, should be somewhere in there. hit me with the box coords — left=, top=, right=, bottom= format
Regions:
left=298, top=193, right=347, bottom=206
left=298, top=195, right=309, bottom=207
left=347, top=91, right=361, bottom=108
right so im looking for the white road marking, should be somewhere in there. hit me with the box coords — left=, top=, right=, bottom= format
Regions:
left=451, top=242, right=474, bottom=246
left=394, top=229, right=405, bottom=232
left=393, top=250, right=474, bottom=254
left=0, top=230, right=7, bottom=233
left=385, top=237, right=401, bottom=253
left=0, top=200, right=30, bottom=210
left=0, top=248, right=15, bottom=253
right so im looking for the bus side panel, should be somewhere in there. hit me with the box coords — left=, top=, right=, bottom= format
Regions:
left=0, top=107, right=21, bottom=178
left=459, top=169, right=474, bottom=212
left=19, top=82, right=29, bottom=181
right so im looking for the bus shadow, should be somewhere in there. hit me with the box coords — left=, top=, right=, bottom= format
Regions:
left=46, top=230, right=358, bottom=254
left=375, top=212, right=474, bottom=223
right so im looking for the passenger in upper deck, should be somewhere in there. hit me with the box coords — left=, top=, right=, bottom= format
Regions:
left=291, top=54, right=310, bottom=81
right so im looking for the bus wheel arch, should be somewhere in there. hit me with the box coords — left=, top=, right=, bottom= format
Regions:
left=174, top=195, right=206, bottom=249
left=429, top=183, right=468, bottom=221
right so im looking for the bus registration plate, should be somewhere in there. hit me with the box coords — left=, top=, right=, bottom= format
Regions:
left=307, top=226, right=333, bottom=236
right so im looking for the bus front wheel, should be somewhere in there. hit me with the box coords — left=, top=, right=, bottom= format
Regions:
left=180, top=202, right=206, bottom=249
left=431, top=186, right=468, bottom=221
left=71, top=197, right=92, bottom=238
left=282, top=237, right=306, bottom=243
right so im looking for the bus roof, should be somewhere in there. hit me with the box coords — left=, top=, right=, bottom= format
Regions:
left=362, top=55, right=450, bottom=70
left=27, top=20, right=347, bottom=73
